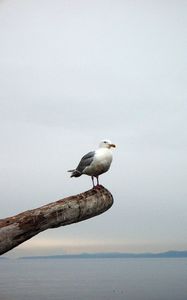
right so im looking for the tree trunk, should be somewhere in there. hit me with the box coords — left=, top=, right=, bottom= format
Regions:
left=0, top=186, right=113, bottom=255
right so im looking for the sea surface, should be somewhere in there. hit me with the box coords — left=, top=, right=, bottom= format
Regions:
left=0, top=258, right=187, bottom=300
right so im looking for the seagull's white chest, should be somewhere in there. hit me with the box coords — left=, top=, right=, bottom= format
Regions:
left=83, top=148, right=113, bottom=176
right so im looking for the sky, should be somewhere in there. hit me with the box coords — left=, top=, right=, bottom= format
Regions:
left=0, top=0, right=186, bottom=257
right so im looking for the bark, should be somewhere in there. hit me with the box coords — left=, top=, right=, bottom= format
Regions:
left=0, top=186, right=113, bottom=255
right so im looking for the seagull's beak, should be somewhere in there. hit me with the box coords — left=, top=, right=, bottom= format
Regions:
left=109, top=143, right=116, bottom=148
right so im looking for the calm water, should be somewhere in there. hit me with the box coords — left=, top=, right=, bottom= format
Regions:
left=0, top=258, right=187, bottom=300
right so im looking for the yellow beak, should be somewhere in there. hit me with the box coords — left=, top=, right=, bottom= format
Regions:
left=110, top=143, right=116, bottom=148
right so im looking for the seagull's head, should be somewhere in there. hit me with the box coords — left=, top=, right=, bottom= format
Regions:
left=99, top=140, right=116, bottom=149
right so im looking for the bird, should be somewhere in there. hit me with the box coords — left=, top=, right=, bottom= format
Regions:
left=68, top=140, right=116, bottom=187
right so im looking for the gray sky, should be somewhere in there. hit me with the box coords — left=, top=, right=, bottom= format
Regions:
left=0, top=0, right=187, bottom=257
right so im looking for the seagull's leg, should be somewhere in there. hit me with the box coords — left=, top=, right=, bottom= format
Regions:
left=96, top=176, right=99, bottom=186
left=94, top=176, right=101, bottom=189
left=91, top=176, right=95, bottom=187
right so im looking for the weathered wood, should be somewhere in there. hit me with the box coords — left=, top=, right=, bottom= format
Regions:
left=0, top=186, right=113, bottom=255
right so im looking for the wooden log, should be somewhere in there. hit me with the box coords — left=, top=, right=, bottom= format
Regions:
left=0, top=186, right=113, bottom=255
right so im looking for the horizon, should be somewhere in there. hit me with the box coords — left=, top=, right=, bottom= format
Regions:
left=4, top=238, right=187, bottom=258
left=2, top=249, right=187, bottom=260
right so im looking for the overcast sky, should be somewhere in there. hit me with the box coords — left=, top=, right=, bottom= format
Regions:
left=0, top=0, right=186, bottom=257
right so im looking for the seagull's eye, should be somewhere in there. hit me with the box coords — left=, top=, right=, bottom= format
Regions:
left=104, top=141, right=107, bottom=144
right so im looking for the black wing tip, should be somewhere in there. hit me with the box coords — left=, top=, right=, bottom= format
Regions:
left=68, top=170, right=82, bottom=177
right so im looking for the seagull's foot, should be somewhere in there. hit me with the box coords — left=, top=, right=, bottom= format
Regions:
left=93, top=184, right=102, bottom=190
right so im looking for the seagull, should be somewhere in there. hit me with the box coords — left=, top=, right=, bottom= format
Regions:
left=68, top=140, right=116, bottom=187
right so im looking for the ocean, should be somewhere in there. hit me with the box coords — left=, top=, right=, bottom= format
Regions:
left=0, top=258, right=187, bottom=300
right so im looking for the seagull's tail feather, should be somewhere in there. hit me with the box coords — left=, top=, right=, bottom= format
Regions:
left=68, top=169, right=82, bottom=177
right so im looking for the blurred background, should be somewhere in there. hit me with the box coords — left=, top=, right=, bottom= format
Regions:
left=0, top=0, right=186, bottom=257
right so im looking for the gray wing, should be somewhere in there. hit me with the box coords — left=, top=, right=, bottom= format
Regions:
left=76, top=151, right=95, bottom=173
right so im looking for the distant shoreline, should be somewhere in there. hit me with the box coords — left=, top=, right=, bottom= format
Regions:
left=17, top=250, right=187, bottom=260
